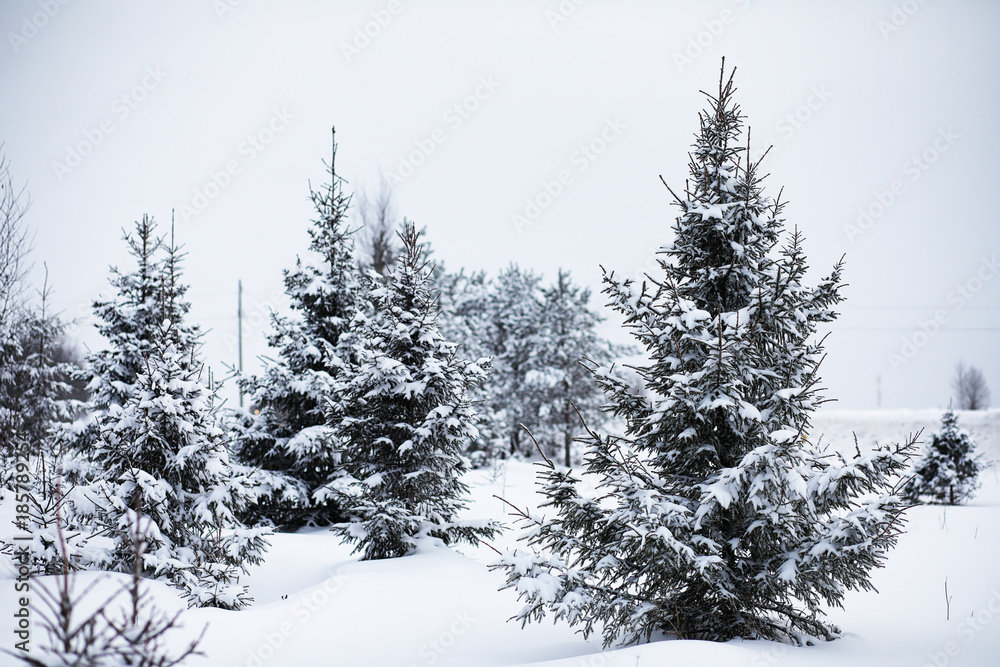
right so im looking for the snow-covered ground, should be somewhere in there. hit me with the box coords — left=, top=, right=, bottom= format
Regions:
left=2, top=409, right=999, bottom=666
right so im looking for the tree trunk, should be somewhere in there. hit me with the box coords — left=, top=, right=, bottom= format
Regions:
left=563, top=400, right=572, bottom=468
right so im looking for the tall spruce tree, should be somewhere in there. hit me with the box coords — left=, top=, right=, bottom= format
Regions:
left=901, top=409, right=981, bottom=505
left=90, top=225, right=269, bottom=609
left=494, top=61, right=915, bottom=645
left=231, top=129, right=363, bottom=528
left=321, top=223, right=498, bottom=560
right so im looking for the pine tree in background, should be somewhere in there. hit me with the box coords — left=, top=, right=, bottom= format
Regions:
left=482, top=264, right=545, bottom=456
left=436, top=265, right=629, bottom=466
left=494, top=61, right=915, bottom=645
left=437, top=270, right=492, bottom=359
left=0, top=148, right=91, bottom=568
left=901, top=409, right=981, bottom=505
left=0, top=279, right=81, bottom=462
left=90, top=226, right=268, bottom=609
left=0, top=150, right=82, bottom=469
left=231, top=129, right=364, bottom=529
left=0, top=283, right=91, bottom=575
left=532, top=269, right=623, bottom=467
left=437, top=269, right=504, bottom=463
left=0, top=323, right=28, bottom=469
left=321, top=223, right=498, bottom=560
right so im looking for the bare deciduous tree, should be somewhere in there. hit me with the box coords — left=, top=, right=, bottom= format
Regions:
left=0, top=145, right=32, bottom=325
left=355, top=174, right=401, bottom=277
left=952, top=362, right=990, bottom=410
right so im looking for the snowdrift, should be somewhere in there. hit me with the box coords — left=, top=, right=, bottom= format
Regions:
left=1, top=409, right=998, bottom=666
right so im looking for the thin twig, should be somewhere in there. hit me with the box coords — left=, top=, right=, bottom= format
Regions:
left=944, top=577, right=952, bottom=621
left=519, top=423, right=552, bottom=468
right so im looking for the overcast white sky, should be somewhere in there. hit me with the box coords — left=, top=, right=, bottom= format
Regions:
left=2, top=0, right=998, bottom=411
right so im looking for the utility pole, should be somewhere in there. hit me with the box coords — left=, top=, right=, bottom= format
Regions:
left=876, top=375, right=882, bottom=409
left=238, top=279, right=244, bottom=408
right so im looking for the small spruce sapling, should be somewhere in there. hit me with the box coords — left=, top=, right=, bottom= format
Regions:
left=902, top=408, right=982, bottom=505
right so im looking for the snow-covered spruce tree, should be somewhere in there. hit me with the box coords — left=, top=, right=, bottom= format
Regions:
left=231, top=129, right=364, bottom=529
left=532, top=269, right=624, bottom=467
left=321, top=223, right=498, bottom=560
left=493, top=61, right=916, bottom=645
left=437, top=270, right=492, bottom=361
left=91, top=228, right=268, bottom=609
left=60, top=215, right=171, bottom=459
left=901, top=409, right=981, bottom=505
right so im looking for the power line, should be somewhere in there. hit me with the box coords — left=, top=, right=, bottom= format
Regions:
left=826, top=327, right=1000, bottom=332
